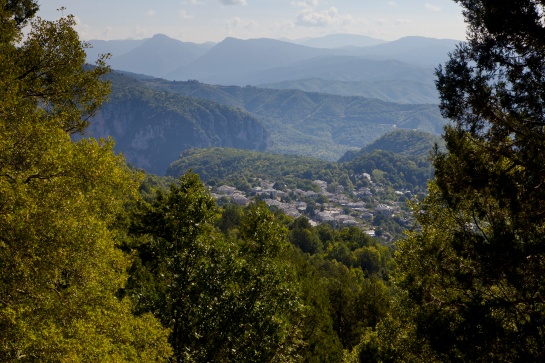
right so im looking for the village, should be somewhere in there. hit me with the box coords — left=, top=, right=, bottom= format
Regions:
left=209, top=173, right=415, bottom=241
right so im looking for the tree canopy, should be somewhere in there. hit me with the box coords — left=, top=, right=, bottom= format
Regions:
left=369, top=1, right=545, bottom=361
left=0, top=2, right=171, bottom=360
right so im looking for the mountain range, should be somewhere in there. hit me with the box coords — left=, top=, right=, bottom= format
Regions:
left=85, top=33, right=461, bottom=103
left=81, top=33, right=458, bottom=174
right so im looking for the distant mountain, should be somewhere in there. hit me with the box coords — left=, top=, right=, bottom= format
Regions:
left=85, top=38, right=145, bottom=64
left=291, top=33, right=386, bottom=48
left=166, top=36, right=459, bottom=85
left=258, top=78, right=439, bottom=104
left=108, top=34, right=213, bottom=77
left=166, top=37, right=337, bottom=84
left=347, top=36, right=462, bottom=67
left=339, top=129, right=444, bottom=162
left=247, top=56, right=436, bottom=85
left=86, top=35, right=459, bottom=93
left=85, top=34, right=214, bottom=78
left=144, top=79, right=448, bottom=161
left=86, top=72, right=269, bottom=174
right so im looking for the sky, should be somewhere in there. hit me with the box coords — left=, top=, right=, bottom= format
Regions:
left=38, top=0, right=467, bottom=43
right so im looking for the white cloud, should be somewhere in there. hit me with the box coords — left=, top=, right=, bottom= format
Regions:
left=375, top=18, right=386, bottom=27
left=387, top=1, right=396, bottom=6
left=219, top=0, right=247, bottom=5
left=395, top=18, right=411, bottom=25
left=146, top=10, right=156, bottom=17
left=179, top=9, right=193, bottom=19
left=182, top=0, right=202, bottom=4
left=292, top=0, right=319, bottom=7
left=296, top=7, right=352, bottom=27
left=226, top=17, right=258, bottom=31
left=425, top=3, right=441, bottom=12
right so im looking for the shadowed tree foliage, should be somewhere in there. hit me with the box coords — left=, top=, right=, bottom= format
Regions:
left=371, top=1, right=545, bottom=362
left=127, top=174, right=304, bottom=363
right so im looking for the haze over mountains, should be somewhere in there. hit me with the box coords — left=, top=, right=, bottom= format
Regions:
left=86, top=33, right=460, bottom=103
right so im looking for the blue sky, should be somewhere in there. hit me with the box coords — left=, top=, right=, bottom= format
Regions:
left=38, top=0, right=466, bottom=43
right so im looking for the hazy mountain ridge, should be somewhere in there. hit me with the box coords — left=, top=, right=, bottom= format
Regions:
left=86, top=34, right=460, bottom=88
left=290, top=33, right=386, bottom=48
left=247, top=56, right=436, bottom=89
left=258, top=78, right=439, bottom=104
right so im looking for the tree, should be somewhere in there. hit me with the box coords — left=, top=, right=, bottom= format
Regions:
left=0, top=2, right=171, bottom=360
left=127, top=175, right=304, bottom=362
left=387, top=1, right=545, bottom=361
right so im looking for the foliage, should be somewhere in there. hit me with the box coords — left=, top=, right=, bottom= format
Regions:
left=167, top=147, right=344, bottom=188
left=345, top=150, right=433, bottom=192
left=339, top=129, right=444, bottom=162
left=126, top=174, right=304, bottom=362
left=0, top=3, right=171, bottom=360
left=378, top=0, right=545, bottom=361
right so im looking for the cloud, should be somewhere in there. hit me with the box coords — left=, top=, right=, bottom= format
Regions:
left=395, top=18, right=411, bottom=25
left=182, top=0, right=202, bottom=4
left=219, top=0, right=247, bottom=5
left=179, top=9, right=193, bottom=19
left=296, top=6, right=352, bottom=27
left=375, top=18, right=386, bottom=27
left=146, top=10, right=156, bottom=17
left=425, top=3, right=441, bottom=12
left=225, top=17, right=258, bottom=33
left=292, top=0, right=319, bottom=7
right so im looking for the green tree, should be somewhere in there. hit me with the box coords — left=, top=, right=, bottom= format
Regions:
left=0, top=2, right=171, bottom=360
left=128, top=176, right=304, bottom=362
left=385, top=0, right=545, bottom=361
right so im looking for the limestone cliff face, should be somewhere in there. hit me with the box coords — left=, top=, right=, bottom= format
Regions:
left=88, top=92, right=269, bottom=175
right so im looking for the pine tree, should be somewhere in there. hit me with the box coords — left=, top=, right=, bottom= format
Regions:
left=379, top=1, right=545, bottom=361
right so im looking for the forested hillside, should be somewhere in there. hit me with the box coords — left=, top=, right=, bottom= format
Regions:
left=339, top=128, right=444, bottom=162
left=145, top=78, right=447, bottom=161
left=86, top=72, right=269, bottom=174
left=84, top=72, right=447, bottom=173
left=167, top=140, right=434, bottom=193
left=260, top=77, right=440, bottom=104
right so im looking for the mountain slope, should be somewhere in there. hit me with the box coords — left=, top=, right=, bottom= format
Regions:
left=86, top=72, right=269, bottom=174
left=167, top=37, right=337, bottom=83
left=144, top=79, right=447, bottom=160
left=292, top=33, right=386, bottom=48
left=258, top=78, right=439, bottom=104
left=339, top=129, right=444, bottom=162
